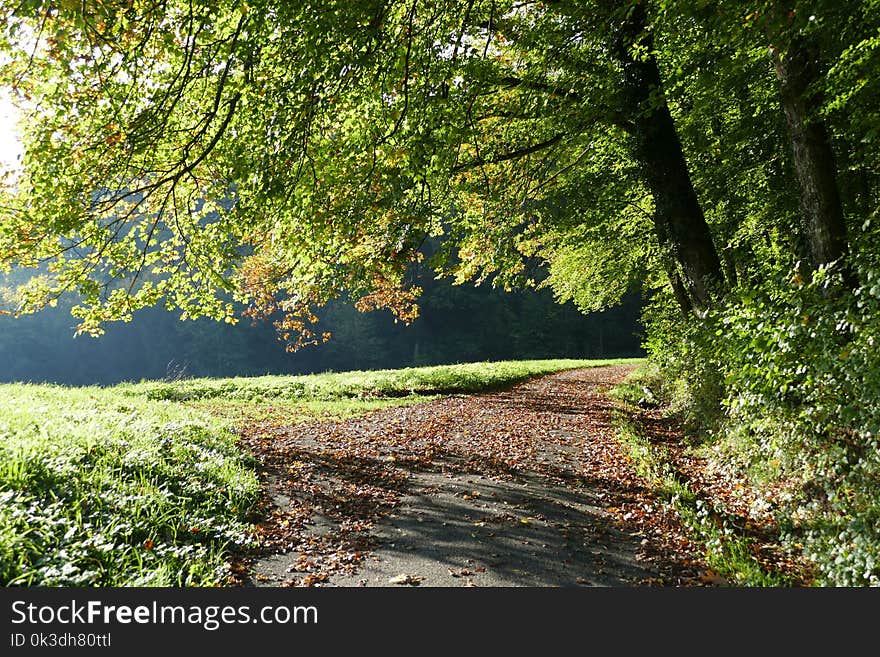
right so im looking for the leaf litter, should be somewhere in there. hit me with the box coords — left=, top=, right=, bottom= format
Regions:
left=233, top=366, right=717, bottom=586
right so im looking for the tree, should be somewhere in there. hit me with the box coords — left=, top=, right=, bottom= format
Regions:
left=773, top=34, right=849, bottom=275
left=611, top=1, right=725, bottom=312
left=0, top=1, right=875, bottom=346
left=0, top=0, right=722, bottom=343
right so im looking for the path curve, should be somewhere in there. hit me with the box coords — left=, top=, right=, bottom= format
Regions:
left=235, top=365, right=705, bottom=587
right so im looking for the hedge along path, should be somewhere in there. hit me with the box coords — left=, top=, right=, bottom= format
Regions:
left=233, top=365, right=708, bottom=587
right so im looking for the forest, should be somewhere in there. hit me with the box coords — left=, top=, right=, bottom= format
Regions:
left=0, top=268, right=643, bottom=384
left=0, top=0, right=879, bottom=588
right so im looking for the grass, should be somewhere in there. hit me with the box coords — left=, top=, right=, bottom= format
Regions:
left=0, top=384, right=260, bottom=586
left=0, top=357, right=631, bottom=586
left=121, top=358, right=638, bottom=423
left=610, top=368, right=793, bottom=586
left=123, top=358, right=637, bottom=404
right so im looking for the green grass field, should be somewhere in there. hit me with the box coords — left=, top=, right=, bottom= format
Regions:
left=0, top=358, right=637, bottom=586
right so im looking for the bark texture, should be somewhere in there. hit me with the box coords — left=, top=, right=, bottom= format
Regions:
left=773, top=37, right=849, bottom=274
left=615, top=4, right=725, bottom=312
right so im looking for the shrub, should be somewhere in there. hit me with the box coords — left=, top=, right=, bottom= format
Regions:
left=645, top=263, right=880, bottom=585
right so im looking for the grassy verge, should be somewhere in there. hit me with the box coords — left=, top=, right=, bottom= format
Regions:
left=122, top=358, right=639, bottom=404
left=610, top=371, right=794, bottom=586
left=1, top=357, right=628, bottom=586
left=0, top=385, right=260, bottom=586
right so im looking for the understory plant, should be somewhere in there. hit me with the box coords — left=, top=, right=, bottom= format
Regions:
left=646, top=255, right=880, bottom=586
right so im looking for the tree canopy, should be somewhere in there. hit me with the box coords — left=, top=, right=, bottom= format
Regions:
left=0, top=0, right=877, bottom=341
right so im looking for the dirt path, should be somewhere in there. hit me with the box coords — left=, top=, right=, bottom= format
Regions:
left=233, top=365, right=706, bottom=587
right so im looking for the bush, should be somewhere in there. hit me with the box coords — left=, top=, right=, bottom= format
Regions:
left=641, top=291, right=727, bottom=435
left=645, top=263, right=880, bottom=585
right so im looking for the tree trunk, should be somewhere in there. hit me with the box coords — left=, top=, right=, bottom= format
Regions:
left=654, top=214, right=699, bottom=314
left=773, top=37, right=850, bottom=276
left=614, top=4, right=725, bottom=312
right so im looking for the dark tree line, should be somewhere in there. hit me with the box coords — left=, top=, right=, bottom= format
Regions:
left=0, top=271, right=642, bottom=385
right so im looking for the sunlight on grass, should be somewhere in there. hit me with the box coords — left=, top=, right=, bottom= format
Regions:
left=0, top=358, right=637, bottom=586
left=121, top=358, right=640, bottom=404
left=0, top=385, right=259, bottom=586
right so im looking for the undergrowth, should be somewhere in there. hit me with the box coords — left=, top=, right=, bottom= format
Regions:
left=611, top=382, right=795, bottom=586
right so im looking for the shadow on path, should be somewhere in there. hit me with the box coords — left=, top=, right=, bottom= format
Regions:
left=235, top=365, right=705, bottom=587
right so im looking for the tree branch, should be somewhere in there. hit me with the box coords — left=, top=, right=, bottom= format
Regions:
left=452, top=132, right=566, bottom=173
left=491, top=75, right=635, bottom=134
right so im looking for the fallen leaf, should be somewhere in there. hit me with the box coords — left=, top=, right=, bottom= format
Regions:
left=699, top=569, right=730, bottom=586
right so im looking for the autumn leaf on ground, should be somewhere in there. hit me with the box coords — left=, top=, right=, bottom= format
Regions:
left=235, top=366, right=717, bottom=587
left=698, top=569, right=730, bottom=586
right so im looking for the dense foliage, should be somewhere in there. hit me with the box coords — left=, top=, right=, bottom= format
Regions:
left=1, top=1, right=879, bottom=584
left=649, top=262, right=880, bottom=586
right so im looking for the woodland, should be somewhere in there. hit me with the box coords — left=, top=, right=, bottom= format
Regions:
left=1, top=1, right=879, bottom=585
